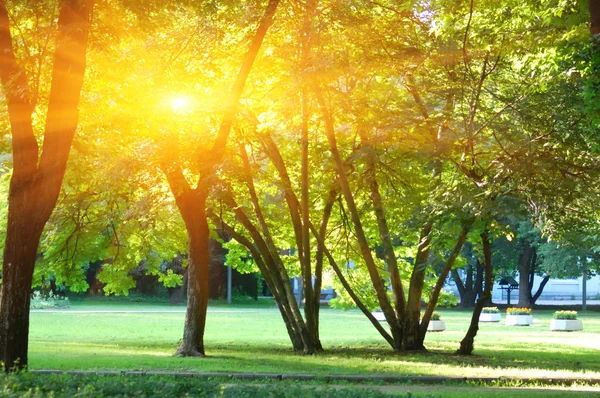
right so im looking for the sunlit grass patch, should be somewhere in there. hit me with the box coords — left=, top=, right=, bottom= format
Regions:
left=27, top=305, right=600, bottom=381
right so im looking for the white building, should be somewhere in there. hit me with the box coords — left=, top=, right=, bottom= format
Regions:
left=491, top=274, right=600, bottom=302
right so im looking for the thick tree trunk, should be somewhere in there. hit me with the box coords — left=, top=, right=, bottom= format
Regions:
left=457, top=230, right=493, bottom=355
left=176, top=194, right=210, bottom=357
left=0, top=0, right=93, bottom=372
left=590, top=0, right=600, bottom=35
left=161, top=0, right=279, bottom=358
left=452, top=267, right=478, bottom=308
left=452, top=269, right=471, bottom=308
left=517, top=245, right=535, bottom=308
left=0, top=205, right=44, bottom=371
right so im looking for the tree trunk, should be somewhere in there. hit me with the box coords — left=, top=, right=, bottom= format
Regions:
left=314, top=90, right=401, bottom=350
left=357, top=127, right=406, bottom=327
left=452, top=269, right=474, bottom=308
left=419, top=222, right=472, bottom=345
left=532, top=274, right=550, bottom=305
left=161, top=0, right=280, bottom=358
left=590, top=0, right=600, bottom=35
left=0, top=205, right=44, bottom=371
left=517, top=245, right=535, bottom=308
left=474, top=259, right=485, bottom=304
left=0, top=0, right=93, bottom=372
left=175, top=194, right=209, bottom=357
left=300, top=0, right=318, bottom=353
left=308, top=222, right=395, bottom=348
left=452, top=266, right=479, bottom=308
left=402, top=223, right=433, bottom=351
left=215, top=216, right=306, bottom=351
left=457, top=229, right=493, bottom=355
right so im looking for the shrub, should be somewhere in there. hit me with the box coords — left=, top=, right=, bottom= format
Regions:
left=30, top=291, right=70, bottom=310
left=554, top=310, right=578, bottom=320
left=0, top=373, right=401, bottom=397
left=431, top=312, right=441, bottom=321
left=482, top=307, right=499, bottom=314
left=506, top=307, right=531, bottom=315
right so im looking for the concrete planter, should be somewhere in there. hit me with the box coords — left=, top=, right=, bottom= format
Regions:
left=427, top=320, right=445, bottom=332
left=505, top=314, right=533, bottom=326
left=550, top=319, right=583, bottom=331
left=480, top=313, right=501, bottom=322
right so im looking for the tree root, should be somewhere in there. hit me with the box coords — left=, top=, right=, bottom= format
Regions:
left=174, top=344, right=206, bottom=358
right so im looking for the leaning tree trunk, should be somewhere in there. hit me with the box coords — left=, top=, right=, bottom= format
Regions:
left=0, top=0, right=93, bottom=372
left=457, top=229, right=493, bottom=355
left=419, top=221, right=472, bottom=347
left=314, top=89, right=402, bottom=350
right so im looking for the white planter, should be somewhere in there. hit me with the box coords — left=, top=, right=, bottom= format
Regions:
left=427, top=320, right=445, bottom=332
left=371, top=311, right=386, bottom=321
left=550, top=319, right=583, bottom=331
left=505, top=314, right=533, bottom=326
left=480, top=313, right=501, bottom=322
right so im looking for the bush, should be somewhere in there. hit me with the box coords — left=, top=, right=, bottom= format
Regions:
left=0, top=373, right=415, bottom=397
left=30, top=291, right=70, bottom=310
left=506, top=307, right=531, bottom=315
left=431, top=312, right=441, bottom=321
left=482, top=307, right=499, bottom=314
left=554, top=310, right=578, bottom=320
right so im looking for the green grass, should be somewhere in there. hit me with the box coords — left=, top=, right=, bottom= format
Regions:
left=27, top=305, right=600, bottom=381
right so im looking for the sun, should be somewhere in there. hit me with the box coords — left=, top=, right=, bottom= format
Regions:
left=171, top=96, right=190, bottom=113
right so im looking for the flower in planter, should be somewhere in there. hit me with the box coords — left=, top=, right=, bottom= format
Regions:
left=482, top=307, right=499, bottom=314
left=506, top=307, right=532, bottom=315
left=431, top=312, right=441, bottom=321
left=554, top=310, right=578, bottom=320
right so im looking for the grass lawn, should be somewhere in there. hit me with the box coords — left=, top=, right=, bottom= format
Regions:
left=27, top=303, right=600, bottom=383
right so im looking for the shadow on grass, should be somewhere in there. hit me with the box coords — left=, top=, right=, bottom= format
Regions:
left=31, top=339, right=600, bottom=377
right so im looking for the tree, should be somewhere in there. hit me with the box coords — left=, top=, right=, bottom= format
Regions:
left=0, top=0, right=93, bottom=371
left=452, top=243, right=484, bottom=308
left=160, top=0, right=280, bottom=357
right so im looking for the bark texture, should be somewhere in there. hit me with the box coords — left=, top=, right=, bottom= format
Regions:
left=0, top=0, right=93, bottom=372
left=590, top=0, right=600, bottom=35
left=517, top=245, right=548, bottom=307
left=452, top=244, right=484, bottom=308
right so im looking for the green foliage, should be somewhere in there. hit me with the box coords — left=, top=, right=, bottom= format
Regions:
left=482, top=307, right=499, bottom=314
left=554, top=310, right=578, bottom=320
left=506, top=308, right=532, bottom=315
left=0, top=373, right=398, bottom=398
left=430, top=312, right=442, bottom=321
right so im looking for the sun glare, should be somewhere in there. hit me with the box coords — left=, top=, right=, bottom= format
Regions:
left=171, top=97, right=190, bottom=113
